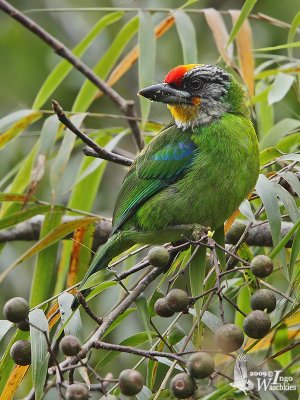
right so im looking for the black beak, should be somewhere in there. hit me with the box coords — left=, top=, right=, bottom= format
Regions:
left=138, top=83, right=192, bottom=105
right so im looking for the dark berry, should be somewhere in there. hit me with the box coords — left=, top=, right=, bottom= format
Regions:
left=215, top=324, right=244, bottom=352
left=148, top=246, right=170, bottom=268
left=170, top=373, right=196, bottom=399
left=250, top=255, right=273, bottom=278
left=10, top=340, right=31, bottom=366
left=225, top=220, right=246, bottom=244
left=118, top=369, right=143, bottom=396
left=3, top=297, right=29, bottom=323
left=250, top=289, right=276, bottom=313
left=65, top=384, right=89, bottom=400
left=187, top=352, right=215, bottom=379
left=154, top=298, right=175, bottom=318
left=243, top=310, right=271, bottom=339
left=16, top=320, right=30, bottom=331
left=60, top=335, right=81, bottom=356
left=166, top=289, right=190, bottom=312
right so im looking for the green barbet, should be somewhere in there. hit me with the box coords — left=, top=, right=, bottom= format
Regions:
left=73, top=64, right=259, bottom=305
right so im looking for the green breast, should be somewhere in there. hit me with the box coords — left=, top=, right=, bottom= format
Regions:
left=135, top=113, right=259, bottom=230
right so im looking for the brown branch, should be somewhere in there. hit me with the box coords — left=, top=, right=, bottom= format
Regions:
left=56, top=266, right=164, bottom=370
left=0, top=0, right=144, bottom=150
left=52, top=100, right=133, bottom=167
left=0, top=217, right=295, bottom=250
left=92, top=341, right=185, bottom=363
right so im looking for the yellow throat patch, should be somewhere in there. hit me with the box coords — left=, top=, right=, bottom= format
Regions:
left=167, top=100, right=200, bottom=127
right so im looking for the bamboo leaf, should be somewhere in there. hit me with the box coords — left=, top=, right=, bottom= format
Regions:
left=254, top=42, right=300, bottom=51
left=259, top=147, right=282, bottom=166
left=58, top=293, right=84, bottom=342
left=189, top=246, right=206, bottom=319
left=278, top=171, right=300, bottom=198
left=32, top=12, right=123, bottom=109
left=135, top=294, right=153, bottom=344
left=39, top=115, right=61, bottom=156
left=0, top=216, right=98, bottom=283
left=227, top=0, right=258, bottom=46
left=0, top=111, right=41, bottom=150
left=106, top=15, right=175, bottom=91
left=0, top=204, right=55, bottom=230
left=0, top=144, right=38, bottom=217
left=0, top=320, right=13, bottom=342
left=0, top=109, right=36, bottom=133
left=290, top=225, right=300, bottom=269
left=30, top=210, right=64, bottom=307
left=95, top=331, right=155, bottom=369
left=268, top=73, right=295, bottom=105
left=50, top=113, right=86, bottom=191
left=260, top=118, right=300, bottom=149
left=29, top=309, right=49, bottom=400
left=72, top=16, right=139, bottom=112
left=138, top=10, right=156, bottom=126
left=239, top=199, right=256, bottom=223
left=174, top=10, right=198, bottom=63
left=274, top=184, right=300, bottom=224
left=204, top=8, right=234, bottom=66
left=270, top=218, right=300, bottom=260
left=255, top=175, right=289, bottom=277
left=229, top=10, right=254, bottom=96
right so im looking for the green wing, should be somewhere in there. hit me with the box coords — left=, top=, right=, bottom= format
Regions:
left=111, top=124, right=197, bottom=234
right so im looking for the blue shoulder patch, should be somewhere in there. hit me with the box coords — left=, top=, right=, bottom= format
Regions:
left=152, top=141, right=195, bottom=161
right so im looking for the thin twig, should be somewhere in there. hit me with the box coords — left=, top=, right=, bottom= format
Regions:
left=52, top=100, right=133, bottom=166
left=93, top=341, right=185, bottom=363
left=76, top=292, right=103, bottom=325
left=0, top=0, right=144, bottom=150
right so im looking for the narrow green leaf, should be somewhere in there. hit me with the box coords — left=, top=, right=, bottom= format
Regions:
left=0, top=144, right=38, bottom=217
left=260, top=119, right=300, bottom=150
left=235, top=285, right=251, bottom=328
left=0, top=320, right=13, bottom=342
left=202, top=385, right=236, bottom=400
left=274, top=324, right=291, bottom=366
left=95, top=331, right=155, bottom=369
left=199, top=310, right=223, bottom=332
left=239, top=199, right=256, bottom=223
left=136, top=386, right=153, bottom=400
left=72, top=16, right=139, bottom=112
left=0, top=205, right=54, bottom=230
left=259, top=147, right=282, bottom=166
left=278, top=153, right=300, bottom=162
left=30, top=210, right=63, bottom=307
left=254, top=42, right=300, bottom=51
left=290, top=225, right=300, bottom=269
left=58, top=293, right=84, bottom=343
left=255, top=82, right=274, bottom=139
left=255, top=175, right=286, bottom=273
left=167, top=324, right=186, bottom=346
left=174, top=10, right=198, bottom=63
left=85, top=280, right=117, bottom=296
left=274, top=184, right=300, bottom=224
left=268, top=73, right=295, bottom=105
left=279, top=171, right=300, bottom=198
left=32, top=12, right=123, bottom=109
left=29, top=309, right=49, bottom=400
left=50, top=113, right=86, bottom=191
left=189, top=246, right=206, bottom=319
left=0, top=111, right=41, bottom=150
left=138, top=10, right=156, bottom=126
left=270, top=218, right=300, bottom=260
left=0, top=216, right=97, bottom=282
left=0, top=109, right=35, bottom=133
left=135, top=294, right=153, bottom=344
left=39, top=115, right=60, bottom=156
left=227, top=0, right=258, bottom=46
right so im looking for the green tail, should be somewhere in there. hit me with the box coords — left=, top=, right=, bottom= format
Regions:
left=72, top=232, right=133, bottom=309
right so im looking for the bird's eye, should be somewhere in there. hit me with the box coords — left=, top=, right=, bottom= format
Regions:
left=187, top=78, right=203, bottom=90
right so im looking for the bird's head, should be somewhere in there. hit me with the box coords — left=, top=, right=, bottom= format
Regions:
left=139, top=64, right=249, bottom=129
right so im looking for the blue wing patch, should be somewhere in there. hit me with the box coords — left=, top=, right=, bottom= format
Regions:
left=152, top=141, right=195, bottom=161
